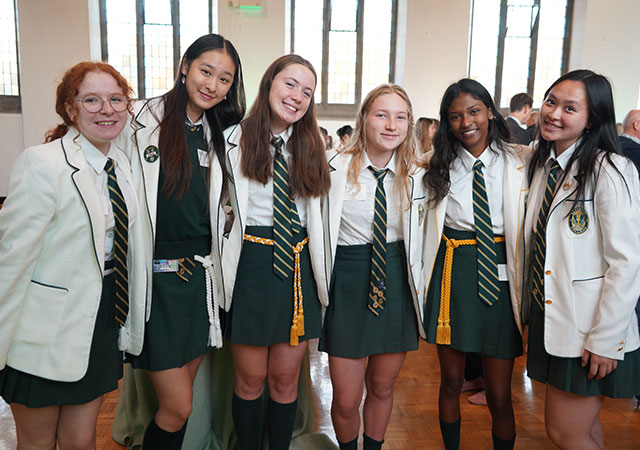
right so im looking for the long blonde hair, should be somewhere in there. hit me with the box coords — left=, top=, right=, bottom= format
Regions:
left=344, top=84, right=416, bottom=205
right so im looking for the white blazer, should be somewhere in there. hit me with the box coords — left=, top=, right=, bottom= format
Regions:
left=221, top=124, right=329, bottom=309
left=0, top=131, right=147, bottom=382
left=423, top=143, right=531, bottom=334
left=324, top=151, right=428, bottom=338
left=523, top=152, right=640, bottom=359
left=117, top=98, right=227, bottom=320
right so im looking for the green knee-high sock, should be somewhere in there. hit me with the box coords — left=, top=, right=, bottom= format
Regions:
left=363, top=434, right=384, bottom=450
left=439, top=417, right=461, bottom=450
left=142, top=417, right=189, bottom=450
left=337, top=436, right=358, bottom=450
left=492, top=431, right=516, bottom=450
left=232, top=393, right=264, bottom=450
left=267, top=398, right=298, bottom=450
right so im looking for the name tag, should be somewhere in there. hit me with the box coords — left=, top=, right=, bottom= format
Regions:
left=198, top=149, right=210, bottom=167
left=498, top=264, right=508, bottom=282
left=153, top=259, right=180, bottom=273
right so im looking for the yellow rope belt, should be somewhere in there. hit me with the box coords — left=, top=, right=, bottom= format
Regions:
left=436, top=234, right=506, bottom=345
left=244, top=233, right=309, bottom=346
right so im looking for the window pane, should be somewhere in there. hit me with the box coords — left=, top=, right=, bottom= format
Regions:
left=0, top=0, right=19, bottom=96
left=105, top=0, right=138, bottom=96
left=532, top=0, right=567, bottom=107
left=500, top=0, right=535, bottom=108
left=469, top=0, right=501, bottom=98
left=293, top=0, right=323, bottom=102
left=144, top=0, right=173, bottom=98
left=362, top=0, right=392, bottom=97
left=180, top=0, right=212, bottom=58
left=328, top=1, right=357, bottom=104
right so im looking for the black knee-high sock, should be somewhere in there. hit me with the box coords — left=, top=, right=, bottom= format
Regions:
left=142, top=417, right=189, bottom=450
left=492, top=431, right=516, bottom=450
left=439, top=417, right=461, bottom=450
left=363, top=434, right=384, bottom=450
left=267, top=398, right=298, bottom=450
left=337, top=436, right=358, bottom=450
left=232, top=393, right=264, bottom=450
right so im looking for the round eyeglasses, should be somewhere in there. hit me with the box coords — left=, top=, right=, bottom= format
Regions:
left=77, top=94, right=129, bottom=113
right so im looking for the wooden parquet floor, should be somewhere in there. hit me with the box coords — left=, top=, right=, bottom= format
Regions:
left=1, top=340, right=639, bottom=449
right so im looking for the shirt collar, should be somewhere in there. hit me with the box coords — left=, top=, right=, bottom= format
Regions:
left=622, top=133, right=640, bottom=145
left=363, top=150, right=396, bottom=175
left=271, top=126, right=293, bottom=146
left=457, top=142, right=499, bottom=172
left=186, top=115, right=204, bottom=127
left=73, top=127, right=112, bottom=174
left=508, top=115, right=527, bottom=129
left=548, top=138, right=581, bottom=171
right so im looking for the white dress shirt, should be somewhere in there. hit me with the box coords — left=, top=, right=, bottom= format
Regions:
left=81, top=132, right=137, bottom=261
left=246, top=126, right=308, bottom=227
left=444, top=143, right=505, bottom=234
left=338, top=152, right=402, bottom=245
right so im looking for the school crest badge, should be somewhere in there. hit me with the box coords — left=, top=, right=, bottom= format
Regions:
left=144, top=145, right=159, bottom=162
left=568, top=205, right=588, bottom=234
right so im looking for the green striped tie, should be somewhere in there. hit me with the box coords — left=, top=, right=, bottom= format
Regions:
left=531, top=159, right=562, bottom=310
left=472, top=160, right=500, bottom=306
left=368, top=166, right=388, bottom=316
left=272, top=136, right=300, bottom=279
left=105, top=158, right=129, bottom=326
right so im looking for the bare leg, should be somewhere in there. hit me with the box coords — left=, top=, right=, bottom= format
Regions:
left=328, top=355, right=367, bottom=443
left=11, top=403, right=59, bottom=450
left=56, top=396, right=104, bottom=450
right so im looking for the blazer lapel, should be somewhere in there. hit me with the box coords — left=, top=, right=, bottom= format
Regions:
left=327, top=152, right=350, bottom=264
left=226, top=125, right=248, bottom=230
left=62, top=135, right=105, bottom=272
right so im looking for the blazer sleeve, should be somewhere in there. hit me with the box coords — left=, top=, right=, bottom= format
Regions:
left=585, top=157, right=640, bottom=359
left=0, top=148, right=57, bottom=368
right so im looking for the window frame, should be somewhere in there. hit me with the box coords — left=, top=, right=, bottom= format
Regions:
left=0, top=0, right=21, bottom=114
left=471, top=0, right=574, bottom=108
left=99, top=0, right=214, bottom=99
left=290, top=0, right=398, bottom=119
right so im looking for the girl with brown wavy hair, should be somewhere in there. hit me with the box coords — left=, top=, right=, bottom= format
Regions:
left=319, top=84, right=427, bottom=450
left=0, top=62, right=146, bottom=448
left=222, top=54, right=330, bottom=450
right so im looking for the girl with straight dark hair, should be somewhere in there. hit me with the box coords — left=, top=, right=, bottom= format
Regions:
left=423, top=78, right=530, bottom=449
left=120, top=33, right=246, bottom=449
left=524, top=69, right=640, bottom=449
left=222, top=54, right=330, bottom=450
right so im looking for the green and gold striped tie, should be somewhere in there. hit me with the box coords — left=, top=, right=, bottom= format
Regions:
left=272, top=136, right=301, bottom=279
left=472, top=160, right=500, bottom=306
left=368, top=166, right=388, bottom=316
left=105, top=158, right=129, bottom=326
left=531, top=159, right=562, bottom=310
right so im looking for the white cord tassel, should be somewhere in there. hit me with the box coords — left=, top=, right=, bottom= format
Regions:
left=118, top=325, right=131, bottom=351
left=195, top=254, right=223, bottom=348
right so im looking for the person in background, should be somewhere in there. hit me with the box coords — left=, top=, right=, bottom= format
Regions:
left=415, top=117, right=439, bottom=163
left=526, top=110, right=539, bottom=143
left=619, top=109, right=640, bottom=175
left=337, top=124, right=354, bottom=149
left=506, top=93, right=533, bottom=145
left=0, top=61, right=146, bottom=449
left=121, top=33, right=245, bottom=449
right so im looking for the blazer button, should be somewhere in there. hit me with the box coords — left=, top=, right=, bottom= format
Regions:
left=563, top=182, right=571, bottom=190
left=545, top=300, right=552, bottom=305
left=617, top=347, right=623, bottom=351
left=620, top=340, right=626, bottom=345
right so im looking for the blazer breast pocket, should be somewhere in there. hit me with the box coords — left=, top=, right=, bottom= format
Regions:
left=571, top=276, right=603, bottom=334
left=561, top=199, right=595, bottom=239
left=13, top=281, right=69, bottom=347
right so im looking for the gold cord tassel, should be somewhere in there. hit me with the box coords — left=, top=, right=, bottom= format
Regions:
left=290, top=318, right=299, bottom=346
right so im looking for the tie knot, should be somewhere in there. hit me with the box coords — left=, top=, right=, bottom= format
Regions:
left=473, top=160, right=484, bottom=172
left=549, top=159, right=561, bottom=174
left=105, top=158, right=115, bottom=174
left=271, top=136, right=284, bottom=151
left=368, top=166, right=388, bottom=182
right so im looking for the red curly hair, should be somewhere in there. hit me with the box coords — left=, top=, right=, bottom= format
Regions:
left=45, top=61, right=133, bottom=143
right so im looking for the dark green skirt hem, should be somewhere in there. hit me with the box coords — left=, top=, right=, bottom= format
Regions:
left=319, top=241, right=419, bottom=358
left=226, top=226, right=322, bottom=346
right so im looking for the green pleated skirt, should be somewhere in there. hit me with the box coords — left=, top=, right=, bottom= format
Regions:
left=527, top=300, right=640, bottom=398
left=0, top=273, right=122, bottom=408
left=226, top=226, right=322, bottom=346
left=130, top=236, right=214, bottom=371
left=423, top=227, right=522, bottom=359
left=318, top=241, right=419, bottom=358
